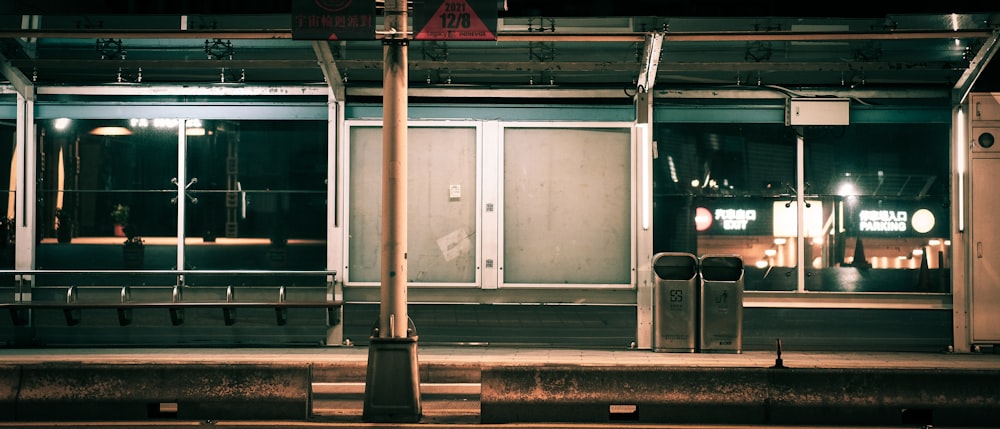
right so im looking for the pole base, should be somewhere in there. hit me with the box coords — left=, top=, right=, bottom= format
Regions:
left=362, top=336, right=422, bottom=423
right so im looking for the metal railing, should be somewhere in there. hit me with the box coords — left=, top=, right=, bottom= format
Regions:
left=1, top=269, right=341, bottom=327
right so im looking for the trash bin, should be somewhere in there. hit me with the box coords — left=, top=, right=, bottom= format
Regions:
left=652, top=252, right=699, bottom=352
left=698, top=255, right=743, bottom=353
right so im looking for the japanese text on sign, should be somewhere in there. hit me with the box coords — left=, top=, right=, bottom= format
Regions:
left=291, top=0, right=375, bottom=41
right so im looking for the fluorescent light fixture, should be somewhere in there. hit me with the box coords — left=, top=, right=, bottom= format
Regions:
left=639, top=124, right=650, bottom=230
left=956, top=107, right=965, bottom=232
left=89, top=126, right=132, bottom=136
left=636, top=32, right=663, bottom=93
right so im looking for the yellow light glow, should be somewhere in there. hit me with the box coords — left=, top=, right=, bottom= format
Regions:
left=89, top=126, right=132, bottom=136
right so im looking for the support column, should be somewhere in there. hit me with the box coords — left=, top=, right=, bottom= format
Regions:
left=362, top=0, right=421, bottom=422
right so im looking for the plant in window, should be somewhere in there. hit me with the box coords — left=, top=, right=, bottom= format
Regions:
left=111, top=204, right=130, bottom=224
left=111, top=204, right=129, bottom=237
left=122, top=223, right=144, bottom=269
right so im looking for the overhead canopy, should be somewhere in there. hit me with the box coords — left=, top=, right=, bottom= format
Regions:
left=0, top=3, right=997, bottom=98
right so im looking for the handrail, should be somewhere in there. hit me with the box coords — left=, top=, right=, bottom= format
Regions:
left=1, top=269, right=337, bottom=292
left=0, top=269, right=336, bottom=275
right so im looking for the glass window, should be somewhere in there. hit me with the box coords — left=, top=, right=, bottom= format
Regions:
left=34, top=118, right=328, bottom=286
left=35, top=118, right=179, bottom=274
left=185, top=120, right=328, bottom=279
left=654, top=121, right=951, bottom=293
left=805, top=124, right=950, bottom=293
left=653, top=123, right=799, bottom=291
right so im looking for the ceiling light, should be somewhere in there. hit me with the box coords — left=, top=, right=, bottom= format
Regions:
left=89, top=126, right=132, bottom=136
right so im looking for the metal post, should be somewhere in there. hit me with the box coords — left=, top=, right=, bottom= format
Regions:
left=380, top=0, right=409, bottom=343
left=363, top=0, right=421, bottom=422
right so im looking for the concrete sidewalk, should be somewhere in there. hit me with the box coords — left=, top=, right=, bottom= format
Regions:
left=2, top=346, right=1000, bottom=426
left=2, top=345, right=1000, bottom=369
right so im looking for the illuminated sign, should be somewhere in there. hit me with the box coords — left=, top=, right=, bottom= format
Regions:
left=695, top=207, right=713, bottom=231
left=859, top=210, right=907, bottom=232
left=694, top=200, right=772, bottom=235
left=715, top=208, right=757, bottom=231
left=853, top=206, right=939, bottom=235
left=911, top=209, right=935, bottom=233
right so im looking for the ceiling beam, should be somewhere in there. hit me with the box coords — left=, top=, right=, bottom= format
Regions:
left=0, top=51, right=34, bottom=100
left=311, top=41, right=346, bottom=102
left=952, top=30, right=1000, bottom=104
left=10, top=58, right=966, bottom=74
left=0, top=28, right=991, bottom=42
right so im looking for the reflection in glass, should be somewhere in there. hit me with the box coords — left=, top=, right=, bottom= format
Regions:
left=36, top=118, right=179, bottom=273
left=805, top=124, right=950, bottom=293
left=654, top=124, right=799, bottom=291
left=654, top=122, right=951, bottom=293
left=34, top=118, right=327, bottom=285
left=184, top=120, right=327, bottom=278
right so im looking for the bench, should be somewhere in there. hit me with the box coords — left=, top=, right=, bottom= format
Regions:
left=1, top=269, right=342, bottom=327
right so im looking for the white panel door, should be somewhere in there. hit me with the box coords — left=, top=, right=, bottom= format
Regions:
left=970, top=157, right=1000, bottom=343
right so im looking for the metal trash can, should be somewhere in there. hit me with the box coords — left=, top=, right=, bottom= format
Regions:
left=652, top=252, right=699, bottom=352
left=698, top=255, right=743, bottom=353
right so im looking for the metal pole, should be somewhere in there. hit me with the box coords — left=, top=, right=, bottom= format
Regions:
left=363, top=0, right=421, bottom=422
left=381, top=0, right=409, bottom=340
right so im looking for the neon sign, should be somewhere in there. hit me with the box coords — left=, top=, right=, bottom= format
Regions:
left=858, top=210, right=908, bottom=232
left=715, top=209, right=757, bottom=231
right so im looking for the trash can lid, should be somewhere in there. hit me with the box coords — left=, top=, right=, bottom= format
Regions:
left=652, top=252, right=697, bottom=280
left=700, top=255, right=743, bottom=281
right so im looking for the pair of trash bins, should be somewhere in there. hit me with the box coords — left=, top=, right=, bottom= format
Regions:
left=652, top=252, right=743, bottom=353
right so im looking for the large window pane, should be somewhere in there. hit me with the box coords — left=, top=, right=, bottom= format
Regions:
left=35, top=118, right=179, bottom=274
left=655, top=121, right=951, bottom=293
left=653, top=124, right=799, bottom=291
left=805, top=124, right=950, bottom=293
left=185, top=120, right=327, bottom=278
left=503, top=127, right=631, bottom=285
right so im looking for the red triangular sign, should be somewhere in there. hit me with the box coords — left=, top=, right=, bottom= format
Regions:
left=416, top=0, right=495, bottom=40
